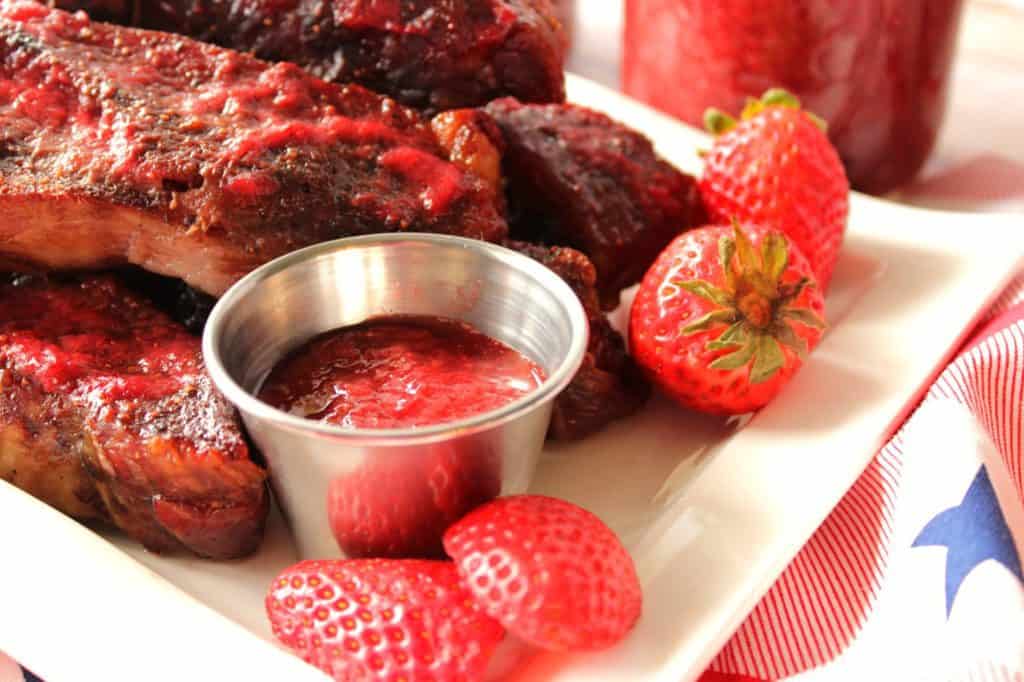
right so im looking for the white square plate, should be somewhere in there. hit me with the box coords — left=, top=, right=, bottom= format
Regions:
left=1, top=75, right=1021, bottom=682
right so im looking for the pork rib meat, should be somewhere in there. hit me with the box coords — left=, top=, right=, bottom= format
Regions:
left=0, top=1, right=507, bottom=296
left=503, top=241, right=650, bottom=440
left=0, top=273, right=269, bottom=558
left=486, top=98, right=707, bottom=309
left=48, top=0, right=567, bottom=113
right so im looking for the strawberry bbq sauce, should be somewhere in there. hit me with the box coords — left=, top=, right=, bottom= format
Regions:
left=259, top=315, right=546, bottom=429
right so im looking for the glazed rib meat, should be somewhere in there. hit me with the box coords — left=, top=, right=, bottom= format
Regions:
left=505, top=241, right=649, bottom=440
left=49, top=0, right=566, bottom=113
left=0, top=273, right=268, bottom=558
left=0, top=1, right=506, bottom=296
left=486, top=98, right=707, bottom=308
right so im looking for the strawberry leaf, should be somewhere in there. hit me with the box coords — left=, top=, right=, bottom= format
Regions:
left=740, top=98, right=766, bottom=121
left=732, top=222, right=760, bottom=274
left=704, top=108, right=737, bottom=135
left=682, top=309, right=737, bottom=336
left=749, top=334, right=785, bottom=384
left=761, top=88, right=801, bottom=109
left=675, top=279, right=734, bottom=308
left=707, top=321, right=748, bottom=350
left=709, top=339, right=756, bottom=371
left=762, top=232, right=789, bottom=282
left=782, top=307, right=826, bottom=330
left=746, top=270, right=779, bottom=300
left=718, top=235, right=737, bottom=291
left=773, top=321, right=808, bottom=358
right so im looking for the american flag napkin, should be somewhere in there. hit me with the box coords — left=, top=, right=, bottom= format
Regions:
left=4, top=272, right=1022, bottom=682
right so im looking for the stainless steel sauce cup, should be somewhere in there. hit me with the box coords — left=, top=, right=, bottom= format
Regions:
left=203, top=234, right=589, bottom=559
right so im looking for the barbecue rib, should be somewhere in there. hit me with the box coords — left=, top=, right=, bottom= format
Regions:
left=0, top=273, right=268, bottom=558
left=0, top=1, right=507, bottom=296
left=486, top=98, right=707, bottom=309
left=49, top=0, right=566, bottom=114
left=48, top=0, right=130, bottom=21
left=505, top=241, right=649, bottom=440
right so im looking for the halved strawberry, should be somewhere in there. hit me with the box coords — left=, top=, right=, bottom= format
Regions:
left=443, top=494, right=642, bottom=652
left=266, top=559, right=504, bottom=681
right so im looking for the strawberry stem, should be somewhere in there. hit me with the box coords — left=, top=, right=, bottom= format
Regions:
left=705, top=88, right=830, bottom=136
left=675, top=223, right=826, bottom=383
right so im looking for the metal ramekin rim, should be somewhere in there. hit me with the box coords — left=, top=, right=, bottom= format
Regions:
left=202, top=233, right=590, bottom=445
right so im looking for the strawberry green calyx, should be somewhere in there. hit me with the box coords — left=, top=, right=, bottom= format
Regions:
left=674, top=223, right=826, bottom=384
left=703, top=108, right=737, bottom=136
left=703, top=88, right=828, bottom=135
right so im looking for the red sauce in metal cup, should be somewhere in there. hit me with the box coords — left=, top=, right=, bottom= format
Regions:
left=623, top=0, right=965, bottom=194
left=259, top=315, right=545, bottom=430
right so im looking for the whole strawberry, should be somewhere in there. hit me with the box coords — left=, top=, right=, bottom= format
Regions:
left=700, top=89, right=849, bottom=290
left=267, top=559, right=504, bottom=682
left=629, top=223, right=826, bottom=415
left=443, top=494, right=642, bottom=652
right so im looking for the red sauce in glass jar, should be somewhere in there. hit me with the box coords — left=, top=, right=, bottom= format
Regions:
left=552, top=0, right=575, bottom=47
left=259, top=315, right=545, bottom=429
left=623, top=0, right=964, bottom=194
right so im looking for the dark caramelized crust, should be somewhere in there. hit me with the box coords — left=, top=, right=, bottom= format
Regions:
left=0, top=273, right=268, bottom=558
left=504, top=241, right=649, bottom=440
left=0, top=2, right=507, bottom=295
left=47, top=0, right=132, bottom=21
left=76, top=0, right=567, bottom=114
left=487, top=98, right=707, bottom=309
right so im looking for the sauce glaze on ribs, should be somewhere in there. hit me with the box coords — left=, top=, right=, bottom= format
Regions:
left=49, top=0, right=567, bottom=113
left=0, top=1, right=507, bottom=296
left=0, top=273, right=268, bottom=558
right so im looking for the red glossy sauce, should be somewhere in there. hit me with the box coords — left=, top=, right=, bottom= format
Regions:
left=0, top=274, right=247, bottom=464
left=622, top=0, right=964, bottom=194
left=0, top=2, right=474, bottom=217
left=259, top=316, right=546, bottom=430
left=0, top=275, right=199, bottom=399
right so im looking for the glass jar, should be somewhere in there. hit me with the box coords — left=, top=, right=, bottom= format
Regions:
left=553, top=0, right=575, bottom=47
left=622, top=0, right=965, bottom=194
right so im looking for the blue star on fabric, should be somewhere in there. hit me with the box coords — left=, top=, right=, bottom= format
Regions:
left=913, top=466, right=1024, bottom=617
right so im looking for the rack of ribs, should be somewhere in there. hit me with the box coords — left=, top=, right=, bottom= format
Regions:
left=0, top=273, right=269, bottom=558
left=0, top=1, right=507, bottom=296
left=486, top=98, right=708, bottom=309
left=47, top=0, right=567, bottom=113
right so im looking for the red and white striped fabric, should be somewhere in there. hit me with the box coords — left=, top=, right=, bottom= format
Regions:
left=704, top=272, right=1024, bottom=682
